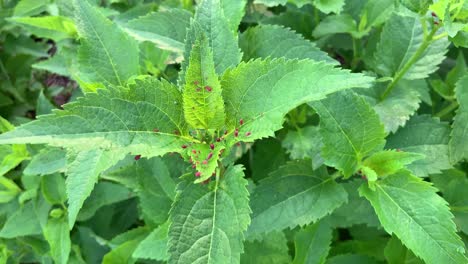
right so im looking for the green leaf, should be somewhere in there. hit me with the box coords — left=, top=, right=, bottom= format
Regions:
left=77, top=182, right=133, bottom=221
left=124, top=8, right=192, bottom=52
left=240, top=25, right=336, bottom=64
left=41, top=173, right=67, bottom=205
left=220, top=0, right=247, bottom=31
left=310, top=91, right=385, bottom=177
left=313, top=14, right=357, bottom=38
left=183, top=33, right=225, bottom=130
left=133, top=222, right=169, bottom=261
left=221, top=59, right=374, bottom=143
left=363, top=150, right=425, bottom=177
left=359, top=0, right=395, bottom=32
left=313, top=0, right=345, bottom=14
left=384, top=235, right=424, bottom=264
left=0, top=117, right=29, bottom=177
left=359, top=171, right=467, bottom=264
left=180, top=0, right=241, bottom=83
left=73, top=0, right=140, bottom=91
left=386, top=115, right=452, bottom=176
left=373, top=12, right=449, bottom=80
left=187, top=142, right=225, bottom=183
left=449, top=74, right=468, bottom=163
left=7, top=16, right=77, bottom=41
left=0, top=201, right=42, bottom=238
left=293, top=220, right=333, bottom=264
left=102, top=238, right=143, bottom=264
left=66, top=149, right=125, bottom=228
left=430, top=169, right=468, bottom=235
left=0, top=78, right=189, bottom=157
left=282, top=126, right=323, bottom=165
left=44, top=216, right=71, bottom=264
left=251, top=138, right=287, bottom=181
left=13, top=0, right=48, bottom=16
left=24, top=147, right=67, bottom=176
left=241, top=231, right=291, bottom=264
left=168, top=165, right=250, bottom=264
left=328, top=179, right=380, bottom=228
left=247, top=161, right=347, bottom=236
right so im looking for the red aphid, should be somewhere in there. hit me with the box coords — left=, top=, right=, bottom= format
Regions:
left=181, top=145, right=187, bottom=149
left=431, top=12, right=437, bottom=17
left=134, top=155, right=141, bottom=160
left=216, top=138, right=221, bottom=142
left=192, top=164, right=196, bottom=169
left=236, top=142, right=241, bottom=147
left=202, top=160, right=208, bottom=165
left=153, top=128, right=159, bottom=133
left=210, top=143, right=215, bottom=150
left=205, top=86, right=212, bottom=92
left=192, top=150, right=197, bottom=154
left=234, top=129, right=239, bottom=137
left=245, top=132, right=251, bottom=137
left=207, top=152, right=213, bottom=160
left=195, top=171, right=201, bottom=177
left=434, top=21, right=439, bottom=25
left=239, top=119, right=244, bottom=125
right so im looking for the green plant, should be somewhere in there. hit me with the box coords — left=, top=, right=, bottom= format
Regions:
left=0, top=0, right=467, bottom=263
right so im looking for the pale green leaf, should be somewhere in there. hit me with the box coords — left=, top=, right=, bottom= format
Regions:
left=247, top=161, right=347, bottom=236
left=187, top=142, right=225, bottom=183
left=44, top=217, right=71, bottom=264
left=363, top=150, right=425, bottom=177
left=24, top=147, right=67, bottom=176
left=253, top=0, right=287, bottom=7
left=386, top=115, right=452, bottom=176
left=310, top=91, right=385, bottom=177
left=241, top=231, right=291, bottom=264
left=430, top=169, right=468, bottom=235
left=168, top=165, right=250, bottom=264
left=449, top=74, right=468, bottom=163
left=7, top=16, right=77, bottom=41
left=359, top=0, right=395, bottom=31
left=183, top=33, right=225, bottom=130
left=374, top=12, right=449, bottom=80
left=73, top=0, right=140, bottom=90
left=32, top=46, right=74, bottom=77
left=102, top=238, right=143, bottom=264
left=293, top=220, right=333, bottom=264
left=313, top=0, right=345, bottom=14
left=240, top=25, right=336, bottom=64
left=37, top=90, right=56, bottom=116
left=133, top=222, right=169, bottom=261
left=360, top=171, right=467, bottom=264
left=282, top=126, right=323, bottom=165
left=41, top=173, right=67, bottom=205
left=66, top=149, right=126, bottom=228
left=313, top=14, right=357, bottom=38
left=221, top=59, right=374, bottom=143
left=0, top=117, right=28, bottom=177
left=220, top=0, right=247, bottom=31
left=180, top=0, right=241, bottom=83
left=0, top=201, right=42, bottom=238
left=0, top=78, right=190, bottom=158
left=124, top=8, right=192, bottom=52
left=13, top=0, right=48, bottom=16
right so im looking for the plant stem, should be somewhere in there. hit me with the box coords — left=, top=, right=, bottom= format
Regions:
left=435, top=101, right=459, bottom=118
left=380, top=25, right=439, bottom=100
left=331, top=171, right=342, bottom=180
left=351, top=38, right=360, bottom=70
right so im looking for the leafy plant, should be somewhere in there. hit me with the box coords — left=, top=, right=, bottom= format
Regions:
left=0, top=0, right=467, bottom=263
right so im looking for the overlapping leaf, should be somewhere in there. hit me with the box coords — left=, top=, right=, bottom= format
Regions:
left=449, top=74, right=468, bottom=163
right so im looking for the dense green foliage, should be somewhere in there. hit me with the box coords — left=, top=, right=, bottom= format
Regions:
left=0, top=0, right=467, bottom=263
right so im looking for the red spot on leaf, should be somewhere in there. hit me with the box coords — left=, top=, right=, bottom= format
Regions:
left=205, top=86, right=212, bottom=92
left=239, top=119, right=244, bottom=125
left=192, top=150, right=197, bottom=154
left=195, top=171, right=201, bottom=177
left=210, top=143, right=214, bottom=150
left=207, top=152, right=213, bottom=160
left=181, top=145, right=187, bottom=149
left=245, top=132, right=251, bottom=137
left=202, top=160, right=207, bottom=165
left=134, top=155, right=141, bottom=160
left=153, top=128, right=159, bottom=133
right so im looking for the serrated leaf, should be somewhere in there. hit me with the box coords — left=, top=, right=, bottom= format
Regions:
left=221, top=59, right=374, bottom=143
left=293, top=220, right=333, bottom=264
left=180, top=0, right=241, bottom=84
left=66, top=149, right=125, bottom=228
left=374, top=12, right=449, bottom=80
left=0, top=117, right=28, bottom=177
left=187, top=142, right=225, bottom=183
left=0, top=78, right=190, bottom=157
left=430, top=169, right=468, bottom=235
left=386, top=115, right=452, bottom=176
left=247, top=161, right=347, bottom=236
left=220, top=0, right=247, bottom=31
left=124, top=8, right=192, bottom=52
left=7, top=16, right=77, bottom=41
left=24, top=147, right=67, bottom=176
left=183, top=33, right=225, bottom=130
left=328, top=179, right=380, bottom=228
left=363, top=150, right=424, bottom=177
left=282, top=126, right=323, bottom=164
left=360, top=171, right=467, bottom=264
left=133, top=222, right=169, bottom=261
left=73, top=0, right=139, bottom=91
left=241, top=231, right=291, bottom=264
left=0, top=201, right=42, bottom=238
left=449, top=74, right=468, bottom=163
left=240, top=25, right=336, bottom=64
left=313, top=0, right=345, bottom=14
left=310, top=91, right=385, bottom=177
left=168, top=165, right=250, bottom=264
left=44, top=216, right=71, bottom=264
